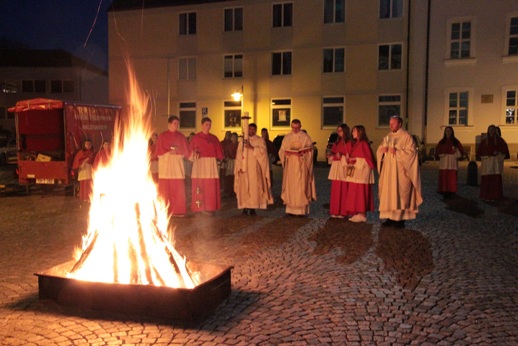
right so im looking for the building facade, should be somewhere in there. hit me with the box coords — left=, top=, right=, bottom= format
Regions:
left=108, top=0, right=518, bottom=160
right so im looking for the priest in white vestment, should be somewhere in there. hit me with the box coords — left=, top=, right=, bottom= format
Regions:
left=376, top=116, right=423, bottom=228
left=279, top=119, right=317, bottom=216
left=234, top=123, right=273, bottom=215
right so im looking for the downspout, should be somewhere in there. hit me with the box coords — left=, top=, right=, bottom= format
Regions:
left=167, top=55, right=172, bottom=114
left=404, top=0, right=411, bottom=130
left=424, top=0, right=432, bottom=135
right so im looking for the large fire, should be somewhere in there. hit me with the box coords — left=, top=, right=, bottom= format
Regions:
left=67, top=62, right=198, bottom=288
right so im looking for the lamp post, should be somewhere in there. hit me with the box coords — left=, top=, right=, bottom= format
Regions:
left=231, top=86, right=250, bottom=172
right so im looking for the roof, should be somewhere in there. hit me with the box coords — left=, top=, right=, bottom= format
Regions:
left=0, top=49, right=107, bottom=75
left=7, top=98, right=120, bottom=113
left=110, top=0, right=236, bottom=11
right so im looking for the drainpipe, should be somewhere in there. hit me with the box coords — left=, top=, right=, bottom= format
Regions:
left=424, top=0, right=431, bottom=134
left=405, top=0, right=411, bottom=130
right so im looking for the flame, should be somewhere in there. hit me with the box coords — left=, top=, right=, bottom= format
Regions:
left=68, top=60, right=198, bottom=288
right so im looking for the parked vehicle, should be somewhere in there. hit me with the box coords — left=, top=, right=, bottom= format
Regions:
left=272, top=134, right=318, bottom=164
left=8, top=98, right=120, bottom=189
left=0, top=138, right=17, bottom=165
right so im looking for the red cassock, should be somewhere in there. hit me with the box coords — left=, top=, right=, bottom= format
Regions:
left=189, top=132, right=224, bottom=212
left=344, top=140, right=375, bottom=215
left=435, top=139, right=464, bottom=194
left=476, top=137, right=510, bottom=200
left=155, top=130, right=190, bottom=216
left=328, top=140, right=350, bottom=217
left=72, top=149, right=95, bottom=201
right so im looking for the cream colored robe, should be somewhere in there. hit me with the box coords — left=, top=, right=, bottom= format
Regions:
left=279, top=131, right=317, bottom=215
left=377, top=129, right=423, bottom=221
left=234, top=135, right=273, bottom=209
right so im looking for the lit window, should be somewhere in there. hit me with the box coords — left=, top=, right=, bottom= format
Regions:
left=272, top=99, right=291, bottom=127
left=378, top=95, right=401, bottom=126
left=378, top=44, right=402, bottom=70
left=505, top=90, right=517, bottom=124
left=223, top=100, right=242, bottom=129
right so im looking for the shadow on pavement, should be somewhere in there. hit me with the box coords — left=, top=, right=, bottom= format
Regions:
left=442, top=194, right=484, bottom=218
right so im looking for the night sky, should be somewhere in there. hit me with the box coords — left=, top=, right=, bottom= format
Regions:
left=0, top=0, right=113, bottom=71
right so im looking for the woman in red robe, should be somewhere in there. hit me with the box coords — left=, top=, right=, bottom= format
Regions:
left=344, top=125, right=375, bottom=222
left=435, top=126, right=465, bottom=198
left=327, top=123, right=351, bottom=218
left=148, top=133, right=158, bottom=184
left=189, top=117, right=224, bottom=215
left=73, top=139, right=95, bottom=202
left=476, top=125, right=510, bottom=201
left=93, top=139, right=111, bottom=170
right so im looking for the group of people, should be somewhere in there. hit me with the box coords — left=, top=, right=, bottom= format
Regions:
left=73, top=114, right=510, bottom=224
left=325, top=116, right=422, bottom=227
left=435, top=124, right=510, bottom=202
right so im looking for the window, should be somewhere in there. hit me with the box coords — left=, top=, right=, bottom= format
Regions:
left=178, top=57, right=196, bottom=80
left=273, top=3, right=293, bottom=27
left=323, top=48, right=345, bottom=73
left=378, top=95, right=401, bottom=126
left=324, top=0, right=345, bottom=24
left=505, top=90, right=517, bottom=124
left=507, top=17, right=518, bottom=56
left=224, top=100, right=241, bottom=128
left=1, top=80, right=18, bottom=93
left=224, top=8, right=243, bottom=31
left=378, top=44, right=402, bottom=70
left=63, top=81, right=74, bottom=93
left=272, top=51, right=292, bottom=75
left=271, top=99, right=291, bottom=127
left=224, top=54, right=243, bottom=78
left=179, top=102, right=196, bottom=129
left=179, top=12, right=196, bottom=35
left=448, top=91, right=468, bottom=125
left=322, top=97, right=344, bottom=127
left=449, top=21, right=471, bottom=59
left=379, top=0, right=403, bottom=19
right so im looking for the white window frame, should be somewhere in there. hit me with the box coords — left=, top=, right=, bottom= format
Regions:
left=378, top=94, right=402, bottom=127
left=379, top=0, right=403, bottom=19
left=272, top=2, right=293, bottom=28
left=378, top=43, right=402, bottom=70
left=271, top=51, right=292, bottom=76
left=503, top=12, right=518, bottom=63
left=323, top=47, right=345, bottom=73
left=223, top=100, right=242, bottom=129
left=503, top=87, right=518, bottom=125
left=271, top=99, right=292, bottom=128
left=178, top=57, right=196, bottom=80
left=322, top=96, right=345, bottom=128
left=444, top=88, right=473, bottom=126
left=224, top=7, right=243, bottom=32
left=224, top=54, right=243, bottom=78
left=179, top=12, right=196, bottom=35
left=324, top=0, right=345, bottom=24
left=445, top=18, right=477, bottom=62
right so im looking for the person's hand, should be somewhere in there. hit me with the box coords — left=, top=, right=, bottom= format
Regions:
left=381, top=147, right=389, bottom=153
left=389, top=147, right=396, bottom=155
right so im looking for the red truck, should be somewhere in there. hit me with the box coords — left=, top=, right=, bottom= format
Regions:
left=8, top=98, right=120, bottom=190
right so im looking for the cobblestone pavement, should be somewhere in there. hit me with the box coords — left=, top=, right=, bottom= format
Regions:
left=0, top=161, right=517, bottom=345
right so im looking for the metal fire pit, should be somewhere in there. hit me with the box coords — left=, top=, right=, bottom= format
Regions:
left=35, top=260, right=233, bottom=323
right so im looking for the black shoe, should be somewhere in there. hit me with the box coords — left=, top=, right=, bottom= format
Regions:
left=382, top=219, right=394, bottom=226
left=242, top=209, right=248, bottom=215
left=249, top=209, right=256, bottom=216
left=394, top=220, right=405, bottom=228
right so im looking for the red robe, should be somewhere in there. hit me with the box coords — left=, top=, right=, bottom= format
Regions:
left=155, top=130, right=190, bottom=216
left=328, top=140, right=350, bottom=217
left=93, top=149, right=111, bottom=170
left=148, top=142, right=158, bottom=184
left=72, top=149, right=95, bottom=201
left=476, top=136, right=510, bottom=200
left=435, top=139, right=465, bottom=194
left=189, top=132, right=224, bottom=212
left=344, top=140, right=375, bottom=214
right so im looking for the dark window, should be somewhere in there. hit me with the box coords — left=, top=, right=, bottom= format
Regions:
left=272, top=51, right=292, bottom=75
left=225, top=8, right=243, bottom=31
left=179, top=12, right=196, bottom=35
left=324, top=0, right=345, bottom=24
left=273, top=3, right=293, bottom=27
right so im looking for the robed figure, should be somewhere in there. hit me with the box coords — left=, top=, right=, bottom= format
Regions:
left=155, top=116, right=189, bottom=217
left=377, top=116, right=423, bottom=228
left=73, top=139, right=95, bottom=202
left=234, top=124, right=273, bottom=215
left=435, top=126, right=465, bottom=197
left=279, top=119, right=317, bottom=216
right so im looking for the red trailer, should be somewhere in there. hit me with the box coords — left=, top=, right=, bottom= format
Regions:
left=8, top=98, right=120, bottom=191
